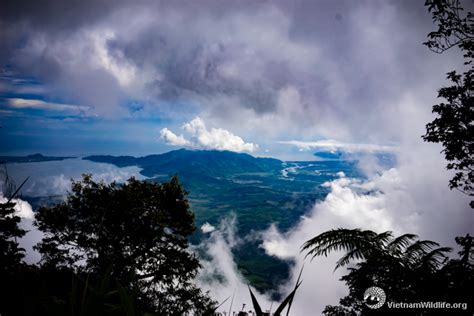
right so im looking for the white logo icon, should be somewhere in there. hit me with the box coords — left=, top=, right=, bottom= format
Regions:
left=363, top=286, right=386, bottom=309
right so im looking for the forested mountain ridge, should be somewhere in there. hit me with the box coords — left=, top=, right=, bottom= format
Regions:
left=84, top=148, right=283, bottom=177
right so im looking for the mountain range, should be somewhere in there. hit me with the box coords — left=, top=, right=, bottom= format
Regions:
left=3, top=149, right=359, bottom=294
left=84, top=148, right=283, bottom=177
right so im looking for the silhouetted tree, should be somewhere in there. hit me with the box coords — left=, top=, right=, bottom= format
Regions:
left=302, top=229, right=473, bottom=315
left=422, top=0, right=474, bottom=207
left=34, top=175, right=216, bottom=315
left=0, top=165, right=26, bottom=273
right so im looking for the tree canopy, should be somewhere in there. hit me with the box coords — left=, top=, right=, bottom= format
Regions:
left=422, top=0, right=474, bottom=207
left=302, top=228, right=474, bottom=315
left=30, top=175, right=216, bottom=315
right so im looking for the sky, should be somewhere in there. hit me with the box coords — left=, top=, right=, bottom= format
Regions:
left=1, top=0, right=473, bottom=314
left=0, top=0, right=468, bottom=158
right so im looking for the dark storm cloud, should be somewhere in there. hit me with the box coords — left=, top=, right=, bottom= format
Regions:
left=0, top=0, right=122, bottom=30
left=0, top=0, right=465, bottom=141
left=1, top=0, right=278, bottom=117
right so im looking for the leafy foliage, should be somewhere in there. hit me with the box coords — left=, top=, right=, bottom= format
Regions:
left=303, top=228, right=474, bottom=315
left=0, top=201, right=25, bottom=272
left=34, top=174, right=216, bottom=315
left=422, top=0, right=474, bottom=206
left=0, top=165, right=26, bottom=273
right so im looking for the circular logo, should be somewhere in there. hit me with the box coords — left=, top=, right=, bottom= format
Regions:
left=363, top=286, right=386, bottom=309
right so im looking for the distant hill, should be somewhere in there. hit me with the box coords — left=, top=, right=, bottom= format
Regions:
left=0, top=153, right=75, bottom=163
left=84, top=148, right=283, bottom=177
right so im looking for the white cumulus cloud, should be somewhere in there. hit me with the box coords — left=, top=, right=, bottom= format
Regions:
left=159, top=128, right=191, bottom=146
left=201, top=222, right=216, bottom=234
left=160, top=117, right=258, bottom=153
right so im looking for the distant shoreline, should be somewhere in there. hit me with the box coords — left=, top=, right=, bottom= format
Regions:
left=0, top=153, right=76, bottom=164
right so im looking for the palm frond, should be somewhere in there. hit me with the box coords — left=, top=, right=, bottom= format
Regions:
left=405, top=240, right=440, bottom=255
left=387, top=233, right=418, bottom=255
left=302, top=229, right=398, bottom=271
left=373, top=231, right=394, bottom=247
left=302, top=228, right=382, bottom=259
left=335, top=248, right=366, bottom=270
left=403, top=240, right=441, bottom=267
left=418, top=247, right=452, bottom=271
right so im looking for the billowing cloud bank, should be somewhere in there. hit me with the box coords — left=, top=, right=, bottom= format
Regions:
left=258, top=149, right=471, bottom=314
left=197, top=137, right=472, bottom=314
left=196, top=216, right=274, bottom=314
left=160, top=117, right=258, bottom=153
